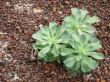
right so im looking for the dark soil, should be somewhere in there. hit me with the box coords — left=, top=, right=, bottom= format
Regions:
left=0, top=0, right=110, bottom=82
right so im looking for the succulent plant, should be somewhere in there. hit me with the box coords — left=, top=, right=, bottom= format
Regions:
left=62, top=8, right=100, bottom=35
left=61, top=34, right=104, bottom=73
left=32, top=22, right=65, bottom=62
left=32, top=8, right=104, bottom=74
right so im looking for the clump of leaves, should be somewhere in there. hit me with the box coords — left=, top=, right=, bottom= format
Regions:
left=32, top=8, right=104, bottom=74
left=61, top=34, right=104, bottom=74
left=32, top=22, right=64, bottom=62
left=62, top=8, right=100, bottom=35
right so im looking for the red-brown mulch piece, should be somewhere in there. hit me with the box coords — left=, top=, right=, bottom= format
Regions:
left=0, top=0, right=110, bottom=82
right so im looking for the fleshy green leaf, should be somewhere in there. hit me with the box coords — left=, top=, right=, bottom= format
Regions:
left=61, top=48, right=75, bottom=56
left=72, top=32, right=80, bottom=42
left=72, top=61, right=80, bottom=71
left=90, top=52, right=104, bottom=60
left=59, top=32, right=70, bottom=43
left=51, top=46, right=59, bottom=57
left=82, top=26, right=96, bottom=34
left=64, top=16, right=74, bottom=25
left=32, top=31, right=41, bottom=40
left=32, top=44, right=38, bottom=50
left=43, top=53, right=55, bottom=62
left=81, top=57, right=91, bottom=72
left=69, top=40, right=79, bottom=49
left=38, top=45, right=51, bottom=58
left=75, top=55, right=82, bottom=61
left=87, top=16, right=100, bottom=24
left=64, top=57, right=76, bottom=68
left=49, top=22, right=57, bottom=28
left=80, top=9, right=88, bottom=22
left=89, top=41, right=102, bottom=51
left=86, top=57, right=98, bottom=69
left=80, top=34, right=86, bottom=43
left=71, top=8, right=79, bottom=15
left=84, top=34, right=92, bottom=42
left=40, top=27, right=48, bottom=35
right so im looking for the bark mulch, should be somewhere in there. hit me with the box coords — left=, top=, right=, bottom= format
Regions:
left=0, top=0, right=110, bottom=82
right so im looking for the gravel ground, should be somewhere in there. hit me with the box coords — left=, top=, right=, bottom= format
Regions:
left=0, top=0, right=110, bottom=82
